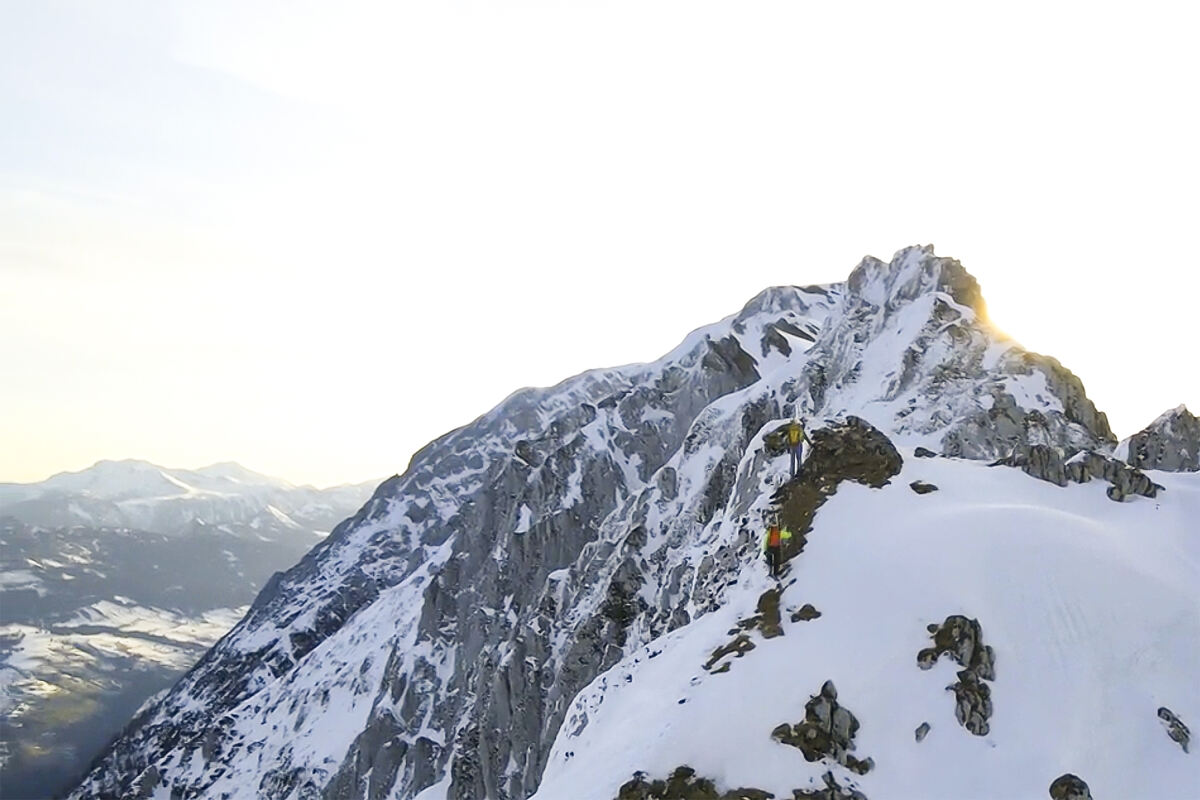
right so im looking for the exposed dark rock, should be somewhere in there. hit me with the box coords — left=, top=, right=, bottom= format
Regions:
left=772, top=680, right=872, bottom=774
left=513, top=440, right=541, bottom=467
left=703, top=634, right=755, bottom=672
left=1124, top=406, right=1200, bottom=472
left=615, top=766, right=771, bottom=800
left=1158, top=706, right=1190, bottom=753
left=914, top=722, right=930, bottom=742
left=771, top=417, right=903, bottom=565
left=913, top=447, right=938, bottom=458
left=791, top=771, right=868, bottom=800
left=791, top=604, right=822, bottom=622
left=909, top=481, right=938, bottom=494
left=762, top=325, right=793, bottom=358
left=991, top=445, right=1162, bottom=502
left=918, top=615, right=995, bottom=735
left=704, top=589, right=783, bottom=672
left=1064, top=450, right=1164, bottom=501
left=1048, top=773, right=1092, bottom=800
left=615, top=767, right=866, bottom=800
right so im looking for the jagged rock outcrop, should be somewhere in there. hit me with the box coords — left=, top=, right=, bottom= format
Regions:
left=704, top=589, right=787, bottom=673
left=771, top=417, right=903, bottom=563
left=1048, top=773, right=1093, bottom=800
left=918, top=616, right=996, bottom=735
left=1120, top=406, right=1200, bottom=472
left=771, top=681, right=873, bottom=776
left=793, top=247, right=1114, bottom=462
left=992, top=444, right=1162, bottom=501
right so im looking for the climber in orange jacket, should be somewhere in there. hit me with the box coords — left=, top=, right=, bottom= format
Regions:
left=761, top=514, right=793, bottom=578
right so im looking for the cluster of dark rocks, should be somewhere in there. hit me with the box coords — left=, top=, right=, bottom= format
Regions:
left=704, top=589, right=786, bottom=674
left=991, top=444, right=1162, bottom=502
left=616, top=766, right=771, bottom=800
left=615, top=766, right=867, bottom=800
left=791, top=772, right=867, bottom=800
left=917, top=615, right=996, bottom=735
left=771, top=681, right=873, bottom=776
left=1158, top=706, right=1190, bottom=753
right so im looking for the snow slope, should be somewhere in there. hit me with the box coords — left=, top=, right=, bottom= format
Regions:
left=535, top=454, right=1199, bottom=800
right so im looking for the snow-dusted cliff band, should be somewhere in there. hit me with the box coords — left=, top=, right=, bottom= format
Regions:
left=67, top=246, right=1198, bottom=800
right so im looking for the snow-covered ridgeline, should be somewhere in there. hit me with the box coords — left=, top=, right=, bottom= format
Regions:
left=68, top=246, right=1189, bottom=800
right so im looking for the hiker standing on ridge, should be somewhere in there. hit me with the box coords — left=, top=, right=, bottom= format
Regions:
left=784, top=417, right=811, bottom=479
left=762, top=513, right=792, bottom=578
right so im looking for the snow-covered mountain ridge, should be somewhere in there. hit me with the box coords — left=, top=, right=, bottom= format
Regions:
left=0, top=460, right=375, bottom=538
left=67, top=246, right=1197, bottom=800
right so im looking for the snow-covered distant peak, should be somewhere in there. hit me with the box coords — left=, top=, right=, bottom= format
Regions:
left=0, top=459, right=380, bottom=536
left=36, top=459, right=188, bottom=500
left=190, top=462, right=294, bottom=490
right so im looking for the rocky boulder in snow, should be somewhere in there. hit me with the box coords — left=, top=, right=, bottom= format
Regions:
left=918, top=615, right=996, bottom=736
left=771, top=680, right=873, bottom=776
left=1157, top=706, right=1190, bottom=753
left=1121, top=405, right=1200, bottom=472
left=1048, top=773, right=1093, bottom=800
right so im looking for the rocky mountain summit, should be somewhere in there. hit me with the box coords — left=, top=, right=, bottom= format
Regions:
left=66, top=246, right=1199, bottom=800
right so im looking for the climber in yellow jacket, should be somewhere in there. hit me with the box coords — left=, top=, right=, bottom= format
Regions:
left=784, top=418, right=812, bottom=479
left=762, top=514, right=793, bottom=578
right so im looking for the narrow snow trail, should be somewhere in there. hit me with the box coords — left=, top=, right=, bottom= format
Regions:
left=536, top=455, right=1200, bottom=800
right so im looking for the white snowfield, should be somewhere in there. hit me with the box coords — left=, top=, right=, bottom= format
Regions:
left=534, top=455, right=1200, bottom=800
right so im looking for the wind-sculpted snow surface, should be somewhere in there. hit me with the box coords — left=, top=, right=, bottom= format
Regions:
left=68, top=246, right=1194, bottom=800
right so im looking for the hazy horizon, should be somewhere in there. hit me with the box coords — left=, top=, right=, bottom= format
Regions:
left=4, top=1, right=1197, bottom=488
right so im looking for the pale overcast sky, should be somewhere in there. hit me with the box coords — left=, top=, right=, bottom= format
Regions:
left=2, top=1, right=1197, bottom=487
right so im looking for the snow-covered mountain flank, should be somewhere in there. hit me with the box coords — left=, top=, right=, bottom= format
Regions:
left=0, top=463, right=376, bottom=799
left=67, top=246, right=1197, bottom=800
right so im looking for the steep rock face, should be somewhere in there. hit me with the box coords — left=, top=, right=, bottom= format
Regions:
left=69, top=247, right=1136, bottom=800
left=1118, top=405, right=1200, bottom=472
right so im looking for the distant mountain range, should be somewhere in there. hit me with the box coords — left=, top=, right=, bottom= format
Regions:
left=0, top=459, right=372, bottom=537
left=0, top=460, right=379, bottom=800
